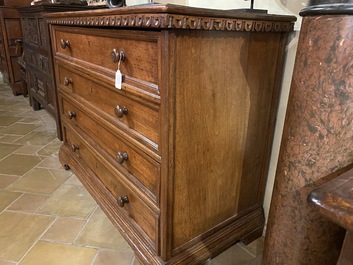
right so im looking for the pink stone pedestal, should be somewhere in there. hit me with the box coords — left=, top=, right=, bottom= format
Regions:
left=262, top=5, right=353, bottom=265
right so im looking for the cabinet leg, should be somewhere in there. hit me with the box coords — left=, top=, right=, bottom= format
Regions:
left=32, top=98, right=41, bottom=111
left=64, top=164, right=70, bottom=170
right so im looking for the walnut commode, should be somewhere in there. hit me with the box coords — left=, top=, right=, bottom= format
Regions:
left=47, top=5, right=296, bottom=264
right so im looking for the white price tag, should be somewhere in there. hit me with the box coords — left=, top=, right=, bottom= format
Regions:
left=115, top=69, right=122, bottom=89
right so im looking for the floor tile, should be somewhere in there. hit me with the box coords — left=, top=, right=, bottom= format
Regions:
left=14, top=145, right=44, bottom=155
left=5, top=103, right=31, bottom=112
left=0, top=116, right=22, bottom=126
left=8, top=193, right=49, bottom=213
left=37, top=140, right=61, bottom=156
left=17, top=113, right=40, bottom=121
left=8, top=167, right=71, bottom=195
left=131, top=258, right=141, bottom=265
left=0, top=190, right=22, bottom=212
left=19, top=117, right=41, bottom=124
left=0, top=143, right=22, bottom=159
left=0, top=123, right=40, bottom=136
left=19, top=241, right=96, bottom=265
left=41, top=217, right=86, bottom=243
left=247, top=256, right=262, bottom=265
left=64, top=175, right=83, bottom=186
left=5, top=110, right=31, bottom=117
left=0, top=260, right=16, bottom=265
left=0, top=154, right=41, bottom=176
left=212, top=244, right=255, bottom=265
left=36, top=156, right=63, bottom=169
left=0, top=135, right=23, bottom=143
left=242, top=237, right=264, bottom=257
left=38, top=116, right=56, bottom=131
left=75, top=207, right=132, bottom=250
left=14, top=130, right=56, bottom=146
left=0, top=175, right=20, bottom=189
left=37, top=184, right=97, bottom=219
left=92, top=249, right=134, bottom=265
left=0, top=211, right=54, bottom=261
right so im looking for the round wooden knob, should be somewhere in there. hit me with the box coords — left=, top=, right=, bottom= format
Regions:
left=63, top=77, right=72, bottom=86
left=114, top=105, right=128, bottom=118
left=117, top=196, right=129, bottom=207
left=71, top=144, right=79, bottom=152
left=116, top=151, right=128, bottom=164
left=111, top=49, right=125, bottom=63
left=60, top=39, right=70, bottom=49
left=68, top=111, right=76, bottom=119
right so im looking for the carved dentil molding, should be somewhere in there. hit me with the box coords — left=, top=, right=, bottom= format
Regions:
left=47, top=13, right=294, bottom=32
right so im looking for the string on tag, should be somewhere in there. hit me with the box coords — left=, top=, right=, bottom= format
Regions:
left=115, top=58, right=122, bottom=89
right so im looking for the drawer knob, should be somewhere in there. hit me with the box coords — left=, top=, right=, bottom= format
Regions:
left=68, top=111, right=76, bottom=119
left=117, top=196, right=129, bottom=207
left=114, top=105, right=128, bottom=118
left=60, top=39, right=70, bottom=49
left=71, top=144, right=79, bottom=152
left=63, top=77, right=73, bottom=86
left=111, top=49, right=125, bottom=63
left=116, top=151, right=128, bottom=164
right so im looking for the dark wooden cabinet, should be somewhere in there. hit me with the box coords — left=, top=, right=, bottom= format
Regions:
left=48, top=5, right=296, bottom=264
left=0, top=7, right=26, bottom=95
left=19, top=4, right=102, bottom=140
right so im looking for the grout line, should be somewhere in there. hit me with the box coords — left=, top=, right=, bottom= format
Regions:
left=72, top=205, right=99, bottom=246
left=238, top=242, right=257, bottom=258
left=0, top=258, right=18, bottom=265
left=3, top=192, right=25, bottom=210
left=1, top=84, right=134, bottom=265
left=89, top=248, right=100, bottom=265
left=15, top=216, right=58, bottom=264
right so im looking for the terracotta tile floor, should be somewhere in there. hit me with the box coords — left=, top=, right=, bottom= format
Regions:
left=0, top=79, right=263, bottom=265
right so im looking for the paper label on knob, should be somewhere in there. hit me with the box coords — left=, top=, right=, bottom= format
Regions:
left=115, top=69, right=122, bottom=89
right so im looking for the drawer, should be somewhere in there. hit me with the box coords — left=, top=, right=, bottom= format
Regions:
left=61, top=97, right=160, bottom=203
left=63, top=124, right=159, bottom=252
left=53, top=26, right=159, bottom=84
left=57, top=65, right=159, bottom=147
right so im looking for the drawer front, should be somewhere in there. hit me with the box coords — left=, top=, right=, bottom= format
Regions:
left=63, top=124, right=159, bottom=251
left=58, top=65, right=159, bottom=147
left=61, top=97, right=160, bottom=202
left=53, top=26, right=159, bottom=84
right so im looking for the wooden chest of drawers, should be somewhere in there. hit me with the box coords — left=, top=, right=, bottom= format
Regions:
left=19, top=4, right=103, bottom=140
left=0, top=7, right=26, bottom=95
left=48, top=5, right=296, bottom=264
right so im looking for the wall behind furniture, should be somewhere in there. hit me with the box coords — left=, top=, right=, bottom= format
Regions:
left=158, top=0, right=305, bottom=228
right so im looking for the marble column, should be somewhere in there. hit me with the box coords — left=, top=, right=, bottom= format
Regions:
left=262, top=1, right=353, bottom=264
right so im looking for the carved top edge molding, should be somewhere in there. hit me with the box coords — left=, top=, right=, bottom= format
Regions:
left=47, top=13, right=295, bottom=32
